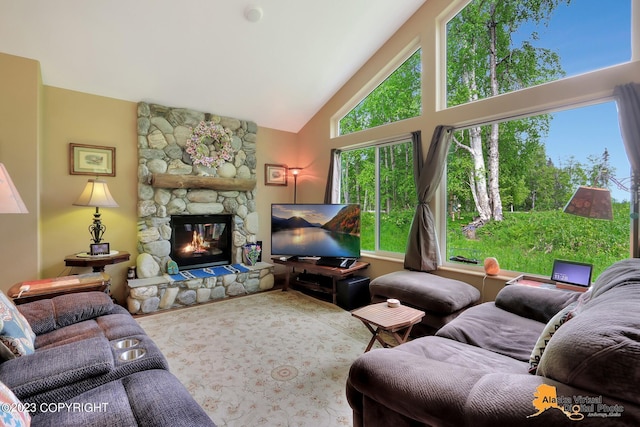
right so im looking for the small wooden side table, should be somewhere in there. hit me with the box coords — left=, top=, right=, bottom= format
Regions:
left=64, top=251, right=130, bottom=272
left=351, top=302, right=425, bottom=352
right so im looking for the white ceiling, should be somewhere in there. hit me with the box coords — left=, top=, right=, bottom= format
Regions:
left=0, top=0, right=425, bottom=132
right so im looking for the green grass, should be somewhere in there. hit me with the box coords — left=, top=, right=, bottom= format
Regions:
left=360, top=202, right=630, bottom=280
left=447, top=202, right=630, bottom=279
left=361, top=209, right=414, bottom=253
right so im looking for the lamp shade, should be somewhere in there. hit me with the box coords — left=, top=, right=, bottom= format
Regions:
left=73, top=179, right=119, bottom=208
left=563, top=186, right=612, bottom=220
left=0, top=163, right=28, bottom=214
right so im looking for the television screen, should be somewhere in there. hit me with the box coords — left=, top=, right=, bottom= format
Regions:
left=271, top=204, right=361, bottom=259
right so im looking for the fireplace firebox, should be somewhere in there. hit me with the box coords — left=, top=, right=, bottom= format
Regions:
left=170, top=214, right=232, bottom=270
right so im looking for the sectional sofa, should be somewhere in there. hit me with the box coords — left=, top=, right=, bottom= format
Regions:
left=347, top=258, right=640, bottom=426
left=0, top=290, right=215, bottom=426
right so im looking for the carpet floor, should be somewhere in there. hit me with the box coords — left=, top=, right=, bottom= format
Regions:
left=136, top=290, right=374, bottom=426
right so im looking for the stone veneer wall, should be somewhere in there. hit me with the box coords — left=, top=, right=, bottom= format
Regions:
left=128, top=102, right=274, bottom=314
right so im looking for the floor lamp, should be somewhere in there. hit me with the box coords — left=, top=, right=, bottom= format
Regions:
left=290, top=167, right=302, bottom=204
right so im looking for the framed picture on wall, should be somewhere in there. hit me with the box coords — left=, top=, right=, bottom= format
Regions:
left=264, top=163, right=288, bottom=186
left=69, top=143, right=116, bottom=176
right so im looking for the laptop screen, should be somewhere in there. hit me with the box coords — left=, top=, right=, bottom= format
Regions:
left=551, top=259, right=593, bottom=287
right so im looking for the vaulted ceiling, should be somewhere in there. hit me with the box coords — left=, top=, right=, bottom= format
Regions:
left=0, top=0, right=426, bottom=132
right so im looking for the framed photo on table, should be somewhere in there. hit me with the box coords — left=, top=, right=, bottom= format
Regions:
left=70, top=143, right=116, bottom=176
left=264, top=163, right=288, bottom=186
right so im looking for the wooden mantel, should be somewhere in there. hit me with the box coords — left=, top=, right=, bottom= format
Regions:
left=151, top=173, right=256, bottom=191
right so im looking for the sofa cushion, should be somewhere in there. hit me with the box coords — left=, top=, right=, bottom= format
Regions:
left=0, top=291, right=36, bottom=359
left=394, top=336, right=528, bottom=373
left=0, top=336, right=114, bottom=399
left=0, top=380, right=31, bottom=426
left=528, top=301, right=577, bottom=374
left=30, top=369, right=216, bottom=426
left=495, top=284, right=580, bottom=323
left=537, top=281, right=640, bottom=405
left=17, top=291, right=114, bottom=335
left=369, top=271, right=480, bottom=314
left=34, top=311, right=145, bottom=350
left=436, top=302, right=545, bottom=362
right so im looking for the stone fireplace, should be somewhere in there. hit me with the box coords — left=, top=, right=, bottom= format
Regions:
left=126, top=102, right=274, bottom=314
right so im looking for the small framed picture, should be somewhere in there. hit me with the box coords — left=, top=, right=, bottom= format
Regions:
left=70, top=143, right=116, bottom=176
left=90, top=242, right=110, bottom=256
left=265, top=163, right=288, bottom=186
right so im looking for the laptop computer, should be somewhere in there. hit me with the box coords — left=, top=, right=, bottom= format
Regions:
left=551, top=259, right=593, bottom=289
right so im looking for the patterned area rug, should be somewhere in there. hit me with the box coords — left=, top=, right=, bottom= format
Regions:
left=136, top=290, right=373, bottom=426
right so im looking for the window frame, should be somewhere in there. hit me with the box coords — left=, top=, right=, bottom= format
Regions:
left=332, top=41, right=422, bottom=138
left=339, top=135, right=416, bottom=259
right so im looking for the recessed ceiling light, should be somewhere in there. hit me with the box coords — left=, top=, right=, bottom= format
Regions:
left=244, top=5, right=263, bottom=23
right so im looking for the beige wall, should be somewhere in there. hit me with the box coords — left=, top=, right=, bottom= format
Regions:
left=40, top=87, right=138, bottom=303
left=0, top=53, right=40, bottom=292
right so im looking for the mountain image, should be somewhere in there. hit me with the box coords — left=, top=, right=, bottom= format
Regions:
left=271, top=205, right=360, bottom=235
left=321, top=205, right=360, bottom=235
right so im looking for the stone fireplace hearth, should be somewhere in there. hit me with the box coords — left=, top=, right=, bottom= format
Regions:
left=127, top=102, right=274, bottom=314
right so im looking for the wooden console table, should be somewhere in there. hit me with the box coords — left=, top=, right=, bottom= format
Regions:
left=272, top=257, right=369, bottom=304
left=8, top=272, right=110, bottom=304
left=64, top=251, right=130, bottom=272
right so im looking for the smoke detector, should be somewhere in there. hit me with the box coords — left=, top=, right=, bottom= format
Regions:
left=244, top=5, right=263, bottom=23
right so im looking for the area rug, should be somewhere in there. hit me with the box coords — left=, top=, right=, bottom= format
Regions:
left=136, top=290, right=373, bottom=426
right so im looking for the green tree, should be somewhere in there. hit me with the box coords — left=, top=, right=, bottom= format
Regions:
left=339, top=50, right=421, bottom=135
left=446, top=0, right=568, bottom=223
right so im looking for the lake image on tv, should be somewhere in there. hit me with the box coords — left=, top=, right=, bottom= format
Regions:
left=271, top=204, right=361, bottom=257
left=272, top=227, right=360, bottom=257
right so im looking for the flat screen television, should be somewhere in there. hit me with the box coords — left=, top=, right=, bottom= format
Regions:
left=271, top=204, right=361, bottom=264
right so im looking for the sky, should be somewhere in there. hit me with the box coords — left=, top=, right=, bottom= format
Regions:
left=525, top=0, right=632, bottom=201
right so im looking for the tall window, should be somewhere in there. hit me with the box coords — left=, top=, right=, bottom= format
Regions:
left=340, top=139, right=416, bottom=255
left=443, top=0, right=632, bottom=280
left=339, top=49, right=421, bottom=135
left=446, top=102, right=630, bottom=279
left=446, top=0, right=631, bottom=107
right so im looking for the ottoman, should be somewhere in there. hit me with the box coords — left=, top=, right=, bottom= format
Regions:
left=369, top=270, right=480, bottom=336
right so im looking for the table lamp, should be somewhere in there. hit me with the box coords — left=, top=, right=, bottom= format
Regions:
left=73, top=178, right=119, bottom=252
left=0, top=163, right=28, bottom=214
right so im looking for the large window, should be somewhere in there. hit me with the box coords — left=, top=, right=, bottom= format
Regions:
left=339, top=49, right=421, bottom=135
left=446, top=102, right=630, bottom=279
left=446, top=0, right=631, bottom=107
left=339, top=139, right=416, bottom=255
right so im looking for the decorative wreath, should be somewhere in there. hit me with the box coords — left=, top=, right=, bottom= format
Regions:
left=185, top=121, right=234, bottom=168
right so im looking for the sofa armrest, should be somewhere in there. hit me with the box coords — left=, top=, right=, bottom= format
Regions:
left=495, top=285, right=580, bottom=323
left=0, top=336, right=113, bottom=399
left=17, top=292, right=115, bottom=335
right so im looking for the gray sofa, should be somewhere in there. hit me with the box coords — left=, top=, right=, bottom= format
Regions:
left=0, top=291, right=215, bottom=426
left=347, top=258, right=640, bottom=426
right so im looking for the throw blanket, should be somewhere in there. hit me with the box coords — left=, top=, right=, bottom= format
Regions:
left=167, top=264, right=249, bottom=281
left=588, top=257, right=640, bottom=298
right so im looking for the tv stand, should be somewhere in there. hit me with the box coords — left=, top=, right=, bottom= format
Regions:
left=316, top=257, right=357, bottom=269
left=272, top=257, right=369, bottom=305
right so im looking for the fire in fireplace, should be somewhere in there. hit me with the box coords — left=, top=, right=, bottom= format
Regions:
left=170, top=214, right=232, bottom=270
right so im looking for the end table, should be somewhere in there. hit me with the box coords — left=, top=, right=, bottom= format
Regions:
left=64, top=250, right=130, bottom=272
